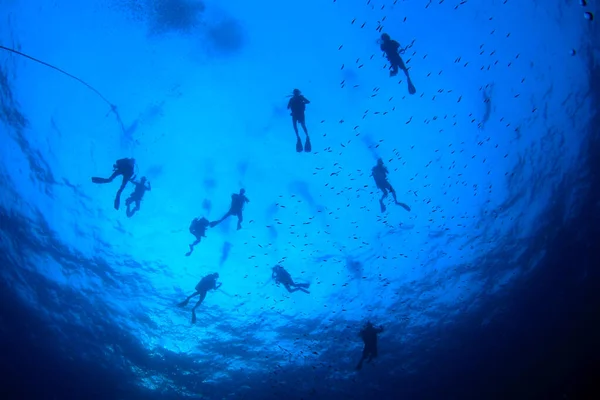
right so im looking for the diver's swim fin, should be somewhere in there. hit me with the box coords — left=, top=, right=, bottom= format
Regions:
left=177, top=299, right=189, bottom=307
left=397, top=202, right=411, bottom=212
left=296, top=137, right=303, bottom=152
left=407, top=77, right=416, bottom=95
left=185, top=245, right=193, bottom=257
left=209, top=221, right=219, bottom=228
left=304, top=137, right=312, bottom=153
left=380, top=200, right=386, bottom=213
left=91, top=177, right=108, bottom=184
left=191, top=311, right=197, bottom=324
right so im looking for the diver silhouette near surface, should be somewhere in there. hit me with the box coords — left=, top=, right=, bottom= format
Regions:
left=372, top=158, right=411, bottom=213
left=356, top=321, right=384, bottom=370
left=379, top=33, right=416, bottom=95
left=125, top=176, right=151, bottom=218
left=210, top=189, right=249, bottom=230
left=287, top=88, right=311, bottom=153
left=185, top=217, right=210, bottom=256
left=91, top=158, right=136, bottom=210
left=177, top=273, right=222, bottom=324
left=272, top=265, right=310, bottom=294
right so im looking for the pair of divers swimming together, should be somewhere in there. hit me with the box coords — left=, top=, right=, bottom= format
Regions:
left=91, top=158, right=151, bottom=218
left=285, top=33, right=415, bottom=152
left=185, top=188, right=249, bottom=256
left=176, top=264, right=310, bottom=324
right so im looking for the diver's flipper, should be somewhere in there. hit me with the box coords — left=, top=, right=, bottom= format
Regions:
left=380, top=200, right=386, bottom=213
left=92, top=177, right=108, bottom=184
left=398, top=202, right=411, bottom=212
left=209, top=221, right=219, bottom=228
left=407, top=77, right=416, bottom=95
left=356, top=360, right=363, bottom=371
left=177, top=299, right=189, bottom=307
left=191, top=311, right=197, bottom=324
left=297, top=282, right=310, bottom=288
left=114, top=197, right=120, bottom=210
left=304, top=137, right=312, bottom=153
left=296, top=137, right=303, bottom=152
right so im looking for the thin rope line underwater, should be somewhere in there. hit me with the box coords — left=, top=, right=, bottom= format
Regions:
left=0, top=45, right=126, bottom=134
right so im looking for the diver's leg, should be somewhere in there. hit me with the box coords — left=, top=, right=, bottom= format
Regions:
left=236, top=211, right=243, bottom=230
left=114, top=175, right=129, bottom=210
left=177, top=292, right=199, bottom=307
left=211, top=210, right=232, bottom=227
left=130, top=200, right=141, bottom=217
left=283, top=283, right=299, bottom=293
left=191, top=291, right=207, bottom=324
left=185, top=239, right=200, bottom=257
left=292, top=118, right=299, bottom=136
left=300, top=121, right=308, bottom=136
left=356, top=348, right=368, bottom=370
left=92, top=170, right=119, bottom=184
left=389, top=185, right=399, bottom=203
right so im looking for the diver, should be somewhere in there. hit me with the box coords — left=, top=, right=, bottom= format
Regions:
left=379, top=33, right=416, bottom=94
left=91, top=158, right=136, bottom=210
left=125, top=176, right=151, bottom=218
left=210, top=189, right=249, bottom=230
left=287, top=89, right=311, bottom=152
left=356, top=321, right=384, bottom=370
left=372, top=158, right=411, bottom=213
left=185, top=217, right=210, bottom=256
left=177, top=273, right=222, bottom=324
left=272, top=265, right=310, bottom=294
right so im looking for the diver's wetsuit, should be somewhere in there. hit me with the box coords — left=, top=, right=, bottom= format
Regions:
left=288, top=94, right=310, bottom=138
left=186, top=217, right=210, bottom=256
left=91, top=158, right=135, bottom=210
left=125, top=177, right=151, bottom=218
left=211, top=191, right=249, bottom=230
left=177, top=273, right=222, bottom=324
left=272, top=265, right=310, bottom=294
left=380, top=38, right=407, bottom=77
left=356, top=323, right=384, bottom=370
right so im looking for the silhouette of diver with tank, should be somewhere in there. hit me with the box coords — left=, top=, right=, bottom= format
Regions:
left=125, top=176, right=151, bottom=218
left=272, top=265, right=310, bottom=294
left=177, top=273, right=222, bottom=324
left=372, top=158, right=411, bottom=213
left=91, top=158, right=135, bottom=210
left=210, top=189, right=249, bottom=230
left=287, top=89, right=311, bottom=153
left=356, top=321, right=384, bottom=370
left=379, top=33, right=416, bottom=95
left=185, top=217, right=210, bottom=256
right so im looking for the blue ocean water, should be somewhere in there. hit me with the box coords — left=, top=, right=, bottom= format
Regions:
left=1, top=1, right=599, bottom=399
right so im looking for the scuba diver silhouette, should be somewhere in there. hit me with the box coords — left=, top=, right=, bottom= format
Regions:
left=287, top=89, right=311, bottom=153
left=185, top=217, right=210, bottom=256
left=272, top=265, right=310, bottom=294
left=125, top=176, right=151, bottom=218
left=379, top=33, right=416, bottom=95
left=372, top=158, right=411, bottom=213
left=91, top=158, right=135, bottom=210
left=356, top=321, right=384, bottom=370
left=210, top=189, right=249, bottom=230
left=177, top=273, right=222, bottom=324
